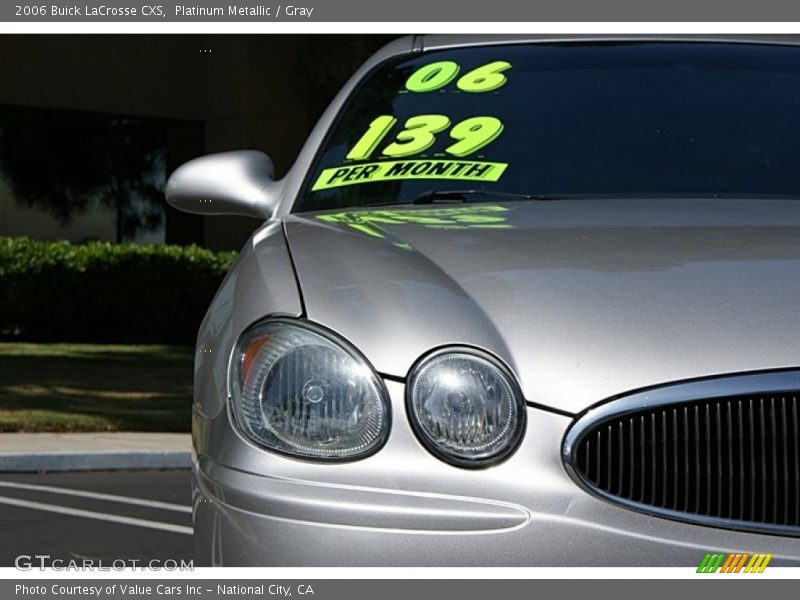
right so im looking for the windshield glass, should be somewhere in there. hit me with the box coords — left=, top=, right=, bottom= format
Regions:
left=297, top=42, right=800, bottom=212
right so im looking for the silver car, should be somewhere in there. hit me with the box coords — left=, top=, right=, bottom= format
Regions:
left=167, top=35, right=800, bottom=566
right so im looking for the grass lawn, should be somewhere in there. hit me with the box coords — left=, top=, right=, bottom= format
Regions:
left=0, top=343, right=193, bottom=432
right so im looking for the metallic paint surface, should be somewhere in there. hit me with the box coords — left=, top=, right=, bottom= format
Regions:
left=192, top=383, right=800, bottom=566
left=185, top=36, right=800, bottom=565
left=192, top=221, right=303, bottom=420
left=166, top=150, right=281, bottom=218
left=286, top=199, right=800, bottom=414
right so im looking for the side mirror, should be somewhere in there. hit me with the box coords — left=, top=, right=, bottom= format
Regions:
left=165, top=150, right=279, bottom=219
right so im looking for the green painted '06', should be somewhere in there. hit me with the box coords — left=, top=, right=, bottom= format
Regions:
left=405, top=60, right=512, bottom=93
left=405, top=61, right=461, bottom=93
left=457, top=61, right=512, bottom=92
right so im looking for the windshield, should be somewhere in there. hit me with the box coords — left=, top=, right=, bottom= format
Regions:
left=296, top=41, right=800, bottom=212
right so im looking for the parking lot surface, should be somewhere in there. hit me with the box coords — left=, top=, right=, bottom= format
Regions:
left=0, top=470, right=193, bottom=566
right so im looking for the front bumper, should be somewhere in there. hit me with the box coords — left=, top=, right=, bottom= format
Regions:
left=192, top=381, right=800, bottom=566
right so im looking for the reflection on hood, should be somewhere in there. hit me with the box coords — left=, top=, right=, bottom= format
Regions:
left=316, top=204, right=513, bottom=248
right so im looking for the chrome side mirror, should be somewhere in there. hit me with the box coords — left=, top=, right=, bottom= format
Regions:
left=165, top=150, right=279, bottom=219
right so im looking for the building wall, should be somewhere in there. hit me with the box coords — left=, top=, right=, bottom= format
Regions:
left=0, top=35, right=394, bottom=250
left=199, top=36, right=312, bottom=250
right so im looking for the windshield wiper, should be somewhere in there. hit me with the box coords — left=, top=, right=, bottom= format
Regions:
left=411, top=189, right=566, bottom=205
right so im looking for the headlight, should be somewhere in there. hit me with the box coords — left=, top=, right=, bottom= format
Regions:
left=407, top=349, right=525, bottom=467
left=229, top=319, right=390, bottom=460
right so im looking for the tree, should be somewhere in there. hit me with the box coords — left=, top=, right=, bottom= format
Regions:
left=0, top=106, right=165, bottom=242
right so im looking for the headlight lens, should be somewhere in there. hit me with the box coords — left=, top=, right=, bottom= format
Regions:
left=230, top=320, right=390, bottom=460
left=407, top=350, right=524, bottom=467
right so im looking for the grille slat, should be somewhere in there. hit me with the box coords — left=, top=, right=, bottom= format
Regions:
left=683, top=406, right=690, bottom=512
left=704, top=403, right=711, bottom=515
left=760, top=398, right=767, bottom=523
left=749, top=399, right=756, bottom=523
left=794, top=399, right=799, bottom=524
left=771, top=398, right=779, bottom=523
left=639, top=415, right=646, bottom=503
left=628, top=418, right=635, bottom=500
left=736, top=400, right=746, bottom=521
left=571, top=391, right=800, bottom=535
left=671, top=409, right=678, bottom=510
left=661, top=411, right=668, bottom=509
left=726, top=401, right=734, bottom=519
left=606, top=424, right=613, bottom=493
left=781, top=397, right=789, bottom=525
left=715, top=402, right=722, bottom=518
left=617, top=421, right=624, bottom=496
left=650, top=413, right=657, bottom=505
left=694, top=405, right=701, bottom=514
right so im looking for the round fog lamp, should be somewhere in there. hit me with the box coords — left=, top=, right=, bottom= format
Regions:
left=407, top=350, right=525, bottom=467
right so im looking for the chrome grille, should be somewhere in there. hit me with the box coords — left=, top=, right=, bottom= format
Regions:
left=563, top=372, right=800, bottom=536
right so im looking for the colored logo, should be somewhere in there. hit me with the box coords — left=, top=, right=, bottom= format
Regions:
left=697, top=552, right=773, bottom=573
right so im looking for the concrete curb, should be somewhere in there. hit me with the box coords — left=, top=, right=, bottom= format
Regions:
left=0, top=433, right=192, bottom=472
left=0, top=451, right=191, bottom=472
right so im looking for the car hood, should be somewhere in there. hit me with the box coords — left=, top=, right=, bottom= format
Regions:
left=282, top=199, right=800, bottom=414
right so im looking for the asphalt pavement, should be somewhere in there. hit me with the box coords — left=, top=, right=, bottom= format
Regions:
left=0, top=470, right=193, bottom=566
